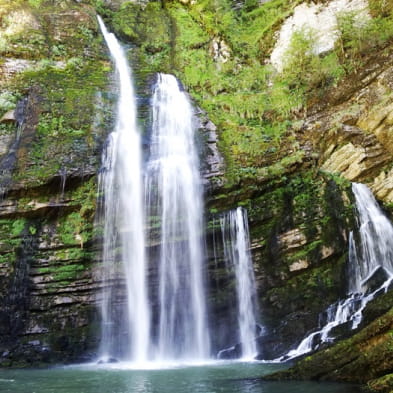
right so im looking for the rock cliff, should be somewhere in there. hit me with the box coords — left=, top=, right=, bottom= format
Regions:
left=0, top=1, right=392, bottom=388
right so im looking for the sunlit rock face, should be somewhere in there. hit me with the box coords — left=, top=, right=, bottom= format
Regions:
left=306, top=62, right=393, bottom=205
left=270, top=0, right=369, bottom=72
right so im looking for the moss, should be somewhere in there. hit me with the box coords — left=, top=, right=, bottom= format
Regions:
left=0, top=219, right=26, bottom=256
left=57, top=212, right=91, bottom=247
left=11, top=219, right=26, bottom=237
left=368, top=0, right=393, bottom=17
left=0, top=1, right=110, bottom=187
left=12, top=60, right=108, bottom=185
left=67, top=177, right=97, bottom=217
left=110, top=1, right=172, bottom=73
left=368, top=373, right=393, bottom=393
left=264, top=259, right=345, bottom=316
left=52, top=262, right=86, bottom=281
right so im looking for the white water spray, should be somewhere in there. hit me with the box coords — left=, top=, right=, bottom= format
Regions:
left=219, top=207, right=258, bottom=360
left=145, top=73, right=210, bottom=361
left=97, top=16, right=150, bottom=364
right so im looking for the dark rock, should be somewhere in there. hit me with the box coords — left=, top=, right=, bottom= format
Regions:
left=97, top=357, right=118, bottom=364
left=28, top=340, right=41, bottom=346
left=361, top=266, right=391, bottom=294
left=217, top=344, right=241, bottom=360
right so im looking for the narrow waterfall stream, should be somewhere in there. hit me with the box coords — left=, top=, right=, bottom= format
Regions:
left=281, top=182, right=393, bottom=361
left=145, top=73, right=210, bottom=361
left=97, top=17, right=150, bottom=364
left=217, top=207, right=259, bottom=360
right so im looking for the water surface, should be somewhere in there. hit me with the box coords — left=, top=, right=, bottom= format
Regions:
left=0, top=362, right=362, bottom=393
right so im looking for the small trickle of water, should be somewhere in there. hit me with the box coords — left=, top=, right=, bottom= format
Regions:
left=58, top=167, right=67, bottom=202
left=219, top=207, right=259, bottom=360
left=97, top=16, right=150, bottom=364
left=145, top=73, right=210, bottom=362
left=280, top=182, right=393, bottom=361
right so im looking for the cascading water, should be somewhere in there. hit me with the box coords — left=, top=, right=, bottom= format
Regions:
left=349, top=183, right=393, bottom=291
left=218, top=207, right=259, bottom=360
left=145, top=73, right=210, bottom=361
left=97, top=20, right=260, bottom=365
left=281, top=182, right=393, bottom=361
left=97, top=16, right=150, bottom=363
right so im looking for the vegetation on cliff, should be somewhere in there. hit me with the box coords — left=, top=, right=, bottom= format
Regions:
left=0, top=0, right=393, bottom=384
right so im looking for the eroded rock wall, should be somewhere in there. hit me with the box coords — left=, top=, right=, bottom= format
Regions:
left=0, top=0, right=393, bottom=377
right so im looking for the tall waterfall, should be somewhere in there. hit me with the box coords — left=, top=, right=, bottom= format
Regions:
left=97, top=20, right=260, bottom=365
left=219, top=207, right=258, bottom=360
left=281, top=182, right=393, bottom=361
left=97, top=17, right=150, bottom=363
left=145, top=73, right=210, bottom=361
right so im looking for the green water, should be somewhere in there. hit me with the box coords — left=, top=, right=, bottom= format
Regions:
left=0, top=362, right=361, bottom=393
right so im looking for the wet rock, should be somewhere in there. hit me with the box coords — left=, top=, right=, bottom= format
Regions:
left=265, top=292, right=393, bottom=384
left=217, top=344, right=241, bottom=359
left=97, top=357, right=119, bottom=364
left=278, top=228, right=307, bottom=251
left=361, top=266, right=391, bottom=294
left=0, top=110, right=16, bottom=124
left=28, top=340, right=41, bottom=346
left=289, top=260, right=309, bottom=272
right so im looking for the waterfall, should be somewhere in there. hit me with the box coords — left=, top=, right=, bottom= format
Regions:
left=218, top=207, right=259, bottom=360
left=97, top=20, right=260, bottom=365
left=145, top=73, right=210, bottom=361
left=349, top=183, right=393, bottom=291
left=280, top=182, right=393, bottom=361
left=97, top=17, right=150, bottom=363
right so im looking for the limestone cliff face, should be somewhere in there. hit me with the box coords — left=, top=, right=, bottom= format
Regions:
left=311, top=58, right=393, bottom=203
left=0, top=0, right=392, bottom=380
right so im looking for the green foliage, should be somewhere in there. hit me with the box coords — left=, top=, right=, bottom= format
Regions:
left=265, top=261, right=343, bottom=315
left=336, top=10, right=393, bottom=70
left=11, top=219, right=26, bottom=237
left=15, top=60, right=108, bottom=185
left=0, top=219, right=28, bottom=264
left=111, top=1, right=172, bottom=72
left=289, top=240, right=323, bottom=263
left=39, top=261, right=86, bottom=281
left=112, top=2, right=140, bottom=42
left=93, top=0, right=114, bottom=18
left=165, top=0, right=303, bottom=180
left=0, top=91, right=20, bottom=114
left=54, top=264, right=84, bottom=281
left=166, top=0, right=393, bottom=181
left=368, top=373, right=393, bottom=393
left=58, top=212, right=90, bottom=246
left=37, top=115, right=85, bottom=138
left=369, top=0, right=393, bottom=16
left=273, top=28, right=345, bottom=114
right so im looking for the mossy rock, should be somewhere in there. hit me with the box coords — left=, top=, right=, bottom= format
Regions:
left=368, top=373, right=393, bottom=393
left=265, top=297, right=393, bottom=385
